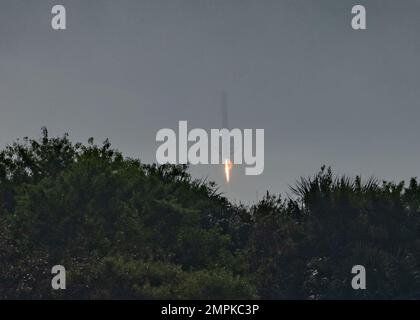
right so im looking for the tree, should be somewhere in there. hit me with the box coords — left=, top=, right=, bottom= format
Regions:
left=1, top=130, right=419, bottom=299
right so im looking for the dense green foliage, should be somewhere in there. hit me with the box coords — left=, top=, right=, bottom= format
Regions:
left=1, top=129, right=419, bottom=299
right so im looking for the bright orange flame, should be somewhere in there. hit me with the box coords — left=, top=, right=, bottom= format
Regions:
left=224, top=159, right=233, bottom=183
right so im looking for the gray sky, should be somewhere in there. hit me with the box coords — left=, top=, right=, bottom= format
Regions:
left=1, top=0, right=420, bottom=203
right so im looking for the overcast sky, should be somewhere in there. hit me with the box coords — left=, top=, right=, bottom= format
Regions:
left=1, top=0, right=420, bottom=202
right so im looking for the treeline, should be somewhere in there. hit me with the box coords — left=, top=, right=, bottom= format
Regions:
left=0, top=129, right=419, bottom=299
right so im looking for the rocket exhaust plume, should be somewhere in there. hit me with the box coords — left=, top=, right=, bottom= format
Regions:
left=221, top=91, right=233, bottom=183
left=224, top=159, right=233, bottom=183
